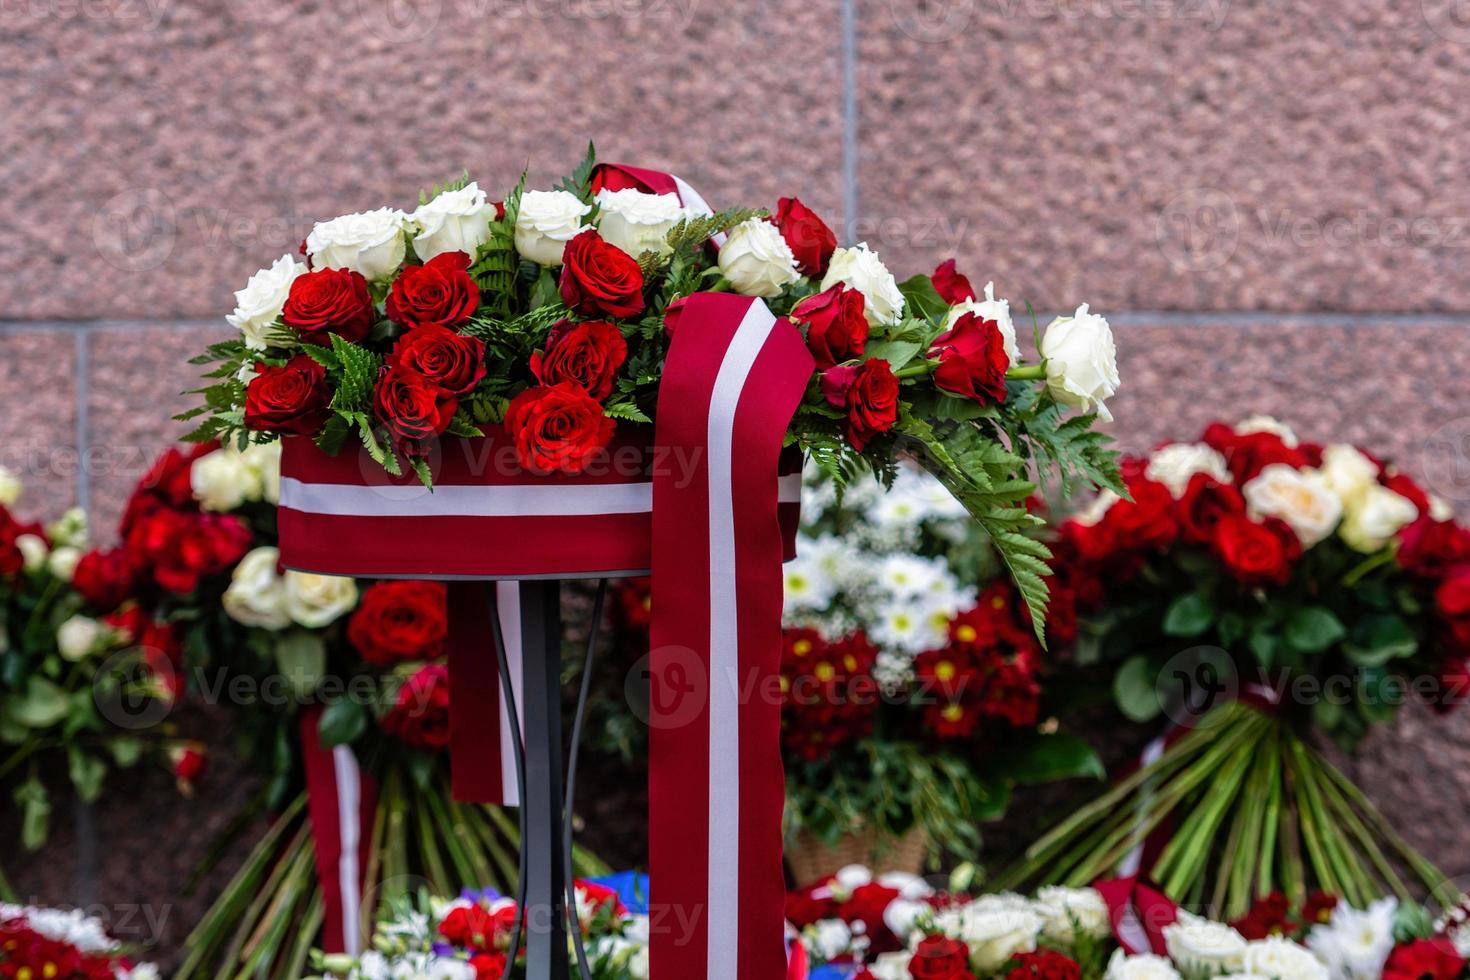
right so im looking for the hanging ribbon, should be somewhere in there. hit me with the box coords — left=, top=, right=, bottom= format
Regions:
left=299, top=708, right=378, bottom=956
left=1095, top=875, right=1180, bottom=956
left=447, top=580, right=524, bottom=805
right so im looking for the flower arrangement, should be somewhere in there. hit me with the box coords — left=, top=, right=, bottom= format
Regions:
left=183, top=147, right=1123, bottom=628
left=996, top=416, right=1462, bottom=914
left=0, top=902, right=157, bottom=980
left=0, top=466, right=192, bottom=854
left=785, top=865, right=1470, bottom=980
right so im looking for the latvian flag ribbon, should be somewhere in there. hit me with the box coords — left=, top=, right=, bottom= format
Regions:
left=276, top=168, right=814, bottom=975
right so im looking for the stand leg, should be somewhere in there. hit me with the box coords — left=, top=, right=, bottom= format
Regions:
left=518, top=579, right=569, bottom=980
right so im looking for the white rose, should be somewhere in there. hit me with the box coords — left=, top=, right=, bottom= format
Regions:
left=1243, top=464, right=1342, bottom=548
left=411, top=182, right=499, bottom=262
left=191, top=446, right=265, bottom=513
left=15, top=533, right=48, bottom=572
left=1146, top=443, right=1232, bottom=498
left=1236, top=414, right=1299, bottom=447
left=884, top=898, right=931, bottom=941
left=1035, top=886, right=1111, bottom=944
left=282, top=571, right=358, bottom=628
left=1340, top=484, right=1419, bottom=553
left=1242, top=937, right=1329, bottom=980
left=1106, top=950, right=1184, bottom=980
left=223, top=547, right=291, bottom=630
left=226, top=254, right=306, bottom=350
left=0, top=465, right=21, bottom=506
left=957, top=906, right=1042, bottom=973
left=869, top=952, right=913, bottom=980
left=1319, top=444, right=1379, bottom=510
left=57, top=615, right=106, bottom=662
left=306, top=207, right=407, bottom=280
left=46, top=507, right=88, bottom=548
left=942, top=281, right=1021, bottom=366
left=1163, top=911, right=1248, bottom=974
left=820, top=243, right=904, bottom=326
left=514, top=189, right=592, bottom=267
left=1041, top=304, right=1120, bottom=421
left=718, top=217, right=801, bottom=298
left=595, top=188, right=689, bottom=258
left=48, top=545, right=81, bottom=582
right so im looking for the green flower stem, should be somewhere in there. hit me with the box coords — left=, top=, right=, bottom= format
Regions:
left=1006, top=363, right=1047, bottom=381
left=895, top=362, right=934, bottom=379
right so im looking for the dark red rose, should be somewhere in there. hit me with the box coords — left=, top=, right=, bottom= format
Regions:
left=374, top=363, right=458, bottom=458
left=1399, top=517, right=1470, bottom=578
left=1080, top=476, right=1178, bottom=561
left=1213, top=514, right=1300, bottom=586
left=1384, top=939, right=1467, bottom=980
left=841, top=882, right=902, bottom=953
left=615, top=576, right=652, bottom=630
left=839, top=359, right=899, bottom=452
left=1301, top=891, right=1338, bottom=926
left=1177, top=473, right=1247, bottom=545
left=1202, top=422, right=1309, bottom=484
left=932, top=258, right=977, bottom=304
left=124, top=510, right=252, bottom=595
left=469, top=952, right=508, bottom=980
left=1007, top=950, right=1082, bottom=980
left=348, top=580, right=448, bottom=664
left=389, top=324, right=486, bottom=396
left=244, top=355, right=331, bottom=436
left=380, top=663, right=450, bottom=750
left=123, top=444, right=213, bottom=526
left=928, top=312, right=1010, bottom=405
left=821, top=363, right=858, bottom=408
left=0, top=517, right=23, bottom=578
left=281, top=267, right=375, bottom=343
left=503, top=382, right=615, bottom=475
left=385, top=251, right=479, bottom=330
left=785, top=881, right=838, bottom=928
left=771, top=196, right=837, bottom=277
left=439, top=903, right=500, bottom=950
left=530, top=320, right=629, bottom=401
left=792, top=284, right=868, bottom=371
left=559, top=229, right=646, bottom=319
left=1230, top=892, right=1295, bottom=939
left=1436, top=566, right=1470, bottom=645
left=72, top=548, right=138, bottom=611
left=908, top=935, right=975, bottom=980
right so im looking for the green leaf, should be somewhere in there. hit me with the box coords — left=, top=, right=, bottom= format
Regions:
left=1284, top=606, right=1347, bottom=654
left=108, top=736, right=143, bottom=768
left=1163, top=591, right=1216, bottom=637
left=1115, top=655, right=1162, bottom=722
left=863, top=339, right=924, bottom=372
left=275, top=631, right=327, bottom=699
left=603, top=400, right=652, bottom=424
left=67, top=747, right=106, bottom=803
left=317, top=699, right=368, bottom=749
left=1004, top=733, right=1106, bottom=784
left=4, top=676, right=71, bottom=729
left=14, top=778, right=50, bottom=851
left=410, top=457, right=434, bottom=489
left=897, top=274, right=949, bottom=324
left=1344, top=614, right=1417, bottom=667
left=554, top=141, right=598, bottom=202
left=328, top=335, right=383, bottom=413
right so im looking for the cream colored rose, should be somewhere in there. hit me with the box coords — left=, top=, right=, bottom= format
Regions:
left=226, top=254, right=307, bottom=351
left=514, top=189, right=592, bottom=267
left=1035, top=886, right=1111, bottom=944
left=48, top=545, right=81, bottom=582
left=943, top=281, right=1021, bottom=366
left=595, top=188, right=689, bottom=259
left=1319, top=444, right=1379, bottom=510
left=252, top=441, right=282, bottom=505
left=46, top=508, right=89, bottom=549
left=0, top=466, right=20, bottom=507
left=1241, top=938, right=1328, bottom=980
left=1236, top=414, right=1299, bottom=447
left=15, top=533, right=47, bottom=572
left=1146, top=443, right=1232, bottom=498
left=1340, top=484, right=1419, bottom=553
left=192, top=446, right=264, bottom=513
left=1163, top=911, right=1247, bottom=974
left=1105, top=950, right=1183, bottom=980
left=223, top=547, right=291, bottom=630
left=821, top=244, right=904, bottom=327
left=282, top=571, right=358, bottom=628
left=1041, top=304, right=1120, bottom=421
left=412, top=183, right=499, bottom=262
left=1243, top=464, right=1342, bottom=548
left=718, top=217, right=801, bottom=298
left=956, top=905, right=1042, bottom=973
left=57, top=615, right=107, bottom=662
left=306, top=207, right=407, bottom=280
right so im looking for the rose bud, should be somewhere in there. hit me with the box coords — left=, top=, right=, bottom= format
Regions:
left=792, top=284, right=868, bottom=371
left=529, top=320, right=628, bottom=401
left=388, top=324, right=487, bottom=396
left=385, top=251, right=480, bottom=331
left=771, top=197, right=838, bottom=278
left=559, top=229, right=647, bottom=319
left=281, top=267, right=376, bottom=343
left=244, top=354, right=332, bottom=436
left=171, top=745, right=207, bottom=796
left=931, top=258, right=976, bottom=305
left=928, top=311, right=1010, bottom=405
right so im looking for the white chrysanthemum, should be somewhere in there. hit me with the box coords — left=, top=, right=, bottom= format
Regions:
left=411, top=182, right=498, bottom=262
left=1243, top=464, right=1343, bottom=548
left=876, top=554, right=944, bottom=598
left=1163, top=910, right=1248, bottom=974
left=2, top=904, right=119, bottom=953
left=872, top=600, right=948, bottom=654
left=1106, top=950, right=1184, bottom=980
left=307, top=207, right=407, bottom=280
left=1146, top=442, right=1232, bottom=497
left=820, top=243, right=905, bottom=326
left=874, top=490, right=926, bottom=529
left=1307, top=898, right=1398, bottom=980
left=1035, top=886, right=1111, bottom=944
left=784, top=553, right=839, bottom=613
left=595, top=188, right=690, bottom=259
left=1242, top=936, right=1330, bottom=980
left=942, top=281, right=1021, bottom=366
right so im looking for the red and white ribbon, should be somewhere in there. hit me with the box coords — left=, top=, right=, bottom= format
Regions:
left=447, top=581, right=524, bottom=805
left=300, top=709, right=377, bottom=956
left=590, top=162, right=728, bottom=246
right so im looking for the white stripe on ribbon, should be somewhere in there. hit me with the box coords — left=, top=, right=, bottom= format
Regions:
left=332, top=744, right=363, bottom=956
left=279, top=477, right=652, bottom=518
left=495, top=581, right=524, bottom=807
left=672, top=174, right=728, bottom=248
left=705, top=299, right=779, bottom=979
left=1118, top=733, right=1167, bottom=877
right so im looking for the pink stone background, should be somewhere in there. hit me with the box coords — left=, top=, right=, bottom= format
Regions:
left=4, top=0, right=1470, bottom=955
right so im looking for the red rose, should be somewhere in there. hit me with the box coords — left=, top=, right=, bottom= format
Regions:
left=388, top=325, right=487, bottom=396
left=841, top=882, right=902, bottom=953
left=834, top=359, right=899, bottom=452
left=469, top=952, right=508, bottom=980
left=1230, top=891, right=1294, bottom=939
left=792, top=284, right=868, bottom=371
left=1085, top=476, right=1178, bottom=559
left=72, top=548, right=137, bottom=611
left=374, top=362, right=458, bottom=458
left=172, top=746, right=207, bottom=786
left=124, top=444, right=213, bottom=523
left=124, top=510, right=252, bottom=594
left=908, top=935, right=975, bottom=980
left=530, top=320, right=629, bottom=401
left=1381, top=470, right=1430, bottom=517
left=928, top=312, right=1010, bottom=405
left=785, top=880, right=839, bottom=928
left=348, top=580, right=448, bottom=664
left=1202, top=422, right=1309, bottom=484
left=559, top=229, right=646, bottom=319
left=439, top=903, right=501, bottom=951
left=771, top=196, right=837, bottom=277
left=932, top=258, right=977, bottom=304
left=380, top=663, right=451, bottom=750
left=281, top=267, right=375, bottom=343
left=1384, top=939, right=1466, bottom=980
left=1435, top=567, right=1470, bottom=644
left=503, top=382, right=616, bottom=475
left=1177, top=473, right=1247, bottom=545
left=1007, top=950, right=1082, bottom=980
left=1213, top=514, right=1300, bottom=586
left=1398, top=517, right=1470, bottom=578
left=245, top=355, right=332, bottom=436
left=385, top=251, right=479, bottom=330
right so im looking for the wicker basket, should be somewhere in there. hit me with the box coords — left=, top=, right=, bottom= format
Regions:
left=786, top=823, right=930, bottom=887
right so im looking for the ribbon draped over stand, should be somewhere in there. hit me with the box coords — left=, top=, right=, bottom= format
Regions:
left=299, top=708, right=377, bottom=956
left=277, top=165, right=814, bottom=978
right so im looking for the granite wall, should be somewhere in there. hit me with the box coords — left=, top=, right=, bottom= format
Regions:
left=4, top=0, right=1470, bottom=955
